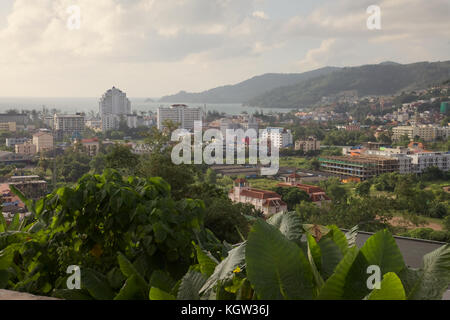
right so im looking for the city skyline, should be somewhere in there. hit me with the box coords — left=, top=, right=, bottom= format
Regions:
left=0, top=0, right=449, bottom=98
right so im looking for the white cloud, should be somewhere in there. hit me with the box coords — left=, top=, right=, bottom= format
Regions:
left=252, top=11, right=268, bottom=20
left=0, top=0, right=448, bottom=97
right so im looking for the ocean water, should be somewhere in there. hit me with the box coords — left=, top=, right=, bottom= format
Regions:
left=0, top=97, right=296, bottom=115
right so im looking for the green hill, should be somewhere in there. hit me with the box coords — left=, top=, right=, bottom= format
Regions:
left=247, top=61, right=450, bottom=108
left=159, top=67, right=339, bottom=104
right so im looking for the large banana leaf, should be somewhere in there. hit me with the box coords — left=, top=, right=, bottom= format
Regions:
left=343, top=229, right=405, bottom=299
left=117, top=252, right=147, bottom=287
left=318, top=236, right=344, bottom=280
left=367, top=272, right=406, bottom=300
left=399, top=244, right=450, bottom=300
left=327, top=225, right=349, bottom=255
left=114, top=274, right=148, bottom=300
left=149, top=287, right=175, bottom=300
left=246, top=220, right=314, bottom=300
left=267, top=212, right=303, bottom=241
left=194, top=244, right=218, bottom=277
left=81, top=268, right=115, bottom=300
left=177, top=270, right=207, bottom=300
left=317, top=247, right=359, bottom=300
left=200, top=242, right=246, bottom=294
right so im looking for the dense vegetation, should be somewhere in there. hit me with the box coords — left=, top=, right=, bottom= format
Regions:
left=1, top=174, right=449, bottom=300
left=159, top=67, right=338, bottom=104
left=248, top=61, right=450, bottom=108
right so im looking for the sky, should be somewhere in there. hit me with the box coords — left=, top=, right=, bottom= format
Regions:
left=0, top=0, right=449, bottom=98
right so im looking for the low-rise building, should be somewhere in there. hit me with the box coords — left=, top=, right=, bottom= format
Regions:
left=408, top=152, right=450, bottom=174
left=33, top=132, right=54, bottom=153
left=295, top=136, right=321, bottom=153
left=8, top=176, right=48, bottom=200
left=0, top=151, right=33, bottom=165
left=319, top=155, right=399, bottom=181
left=229, top=179, right=287, bottom=217
left=0, top=122, right=16, bottom=132
left=15, top=142, right=37, bottom=155
left=277, top=173, right=331, bottom=206
left=79, top=138, right=100, bottom=156
left=392, top=125, right=449, bottom=142
left=6, top=138, right=30, bottom=148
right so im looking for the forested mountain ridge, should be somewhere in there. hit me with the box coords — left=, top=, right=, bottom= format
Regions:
left=159, top=67, right=339, bottom=103
left=247, top=61, right=450, bottom=108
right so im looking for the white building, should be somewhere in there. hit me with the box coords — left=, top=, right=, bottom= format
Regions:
left=392, top=125, right=449, bottom=142
left=6, top=138, right=30, bottom=148
left=408, top=152, right=450, bottom=174
left=54, top=113, right=85, bottom=140
left=261, top=127, right=293, bottom=148
left=99, top=87, right=131, bottom=132
left=228, top=179, right=287, bottom=217
left=126, top=114, right=138, bottom=129
left=366, top=148, right=450, bottom=174
left=157, top=104, right=202, bottom=131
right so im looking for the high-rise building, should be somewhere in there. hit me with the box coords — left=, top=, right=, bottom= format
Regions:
left=157, top=104, right=202, bottom=131
left=99, top=87, right=131, bottom=132
left=260, top=127, right=293, bottom=148
left=54, top=113, right=85, bottom=140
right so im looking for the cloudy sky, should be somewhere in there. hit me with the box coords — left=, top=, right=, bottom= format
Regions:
left=0, top=0, right=449, bottom=98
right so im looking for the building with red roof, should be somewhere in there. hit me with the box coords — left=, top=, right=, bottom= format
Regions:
left=277, top=173, right=331, bottom=206
left=229, top=179, right=287, bottom=218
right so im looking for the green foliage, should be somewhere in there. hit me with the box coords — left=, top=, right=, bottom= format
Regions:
left=273, top=187, right=311, bottom=210
left=165, top=212, right=450, bottom=300
left=248, top=61, right=450, bottom=108
left=246, top=220, right=314, bottom=299
left=0, top=170, right=206, bottom=298
left=104, top=144, right=140, bottom=175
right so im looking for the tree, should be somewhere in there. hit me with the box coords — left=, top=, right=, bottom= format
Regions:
left=274, top=187, right=311, bottom=210
left=104, top=144, right=139, bottom=175
left=89, top=152, right=106, bottom=174
left=205, top=168, right=217, bottom=185
left=445, top=216, right=450, bottom=231
left=327, top=184, right=348, bottom=205
left=377, top=133, right=392, bottom=144
left=355, top=181, right=371, bottom=197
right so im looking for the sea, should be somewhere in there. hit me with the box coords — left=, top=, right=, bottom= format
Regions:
left=0, top=97, right=296, bottom=116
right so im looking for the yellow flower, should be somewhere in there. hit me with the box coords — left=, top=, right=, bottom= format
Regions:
left=90, top=243, right=103, bottom=258
left=233, top=266, right=241, bottom=273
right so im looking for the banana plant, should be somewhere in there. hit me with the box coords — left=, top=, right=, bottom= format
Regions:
left=153, top=211, right=450, bottom=300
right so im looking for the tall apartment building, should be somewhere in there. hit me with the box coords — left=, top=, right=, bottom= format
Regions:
left=99, top=87, right=131, bottom=132
left=54, top=113, right=85, bottom=140
left=157, top=104, right=202, bottom=131
left=260, top=127, right=293, bottom=148
left=295, top=136, right=321, bottom=153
